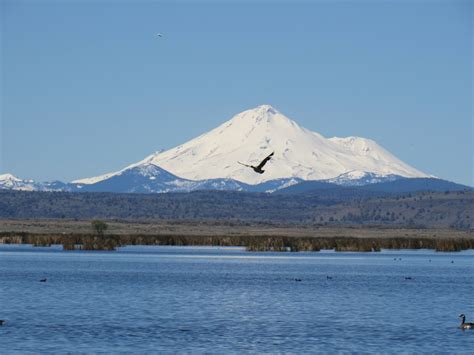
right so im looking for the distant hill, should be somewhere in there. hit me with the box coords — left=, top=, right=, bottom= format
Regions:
left=0, top=189, right=472, bottom=230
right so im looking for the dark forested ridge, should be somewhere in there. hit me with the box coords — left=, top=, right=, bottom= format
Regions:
left=0, top=188, right=472, bottom=230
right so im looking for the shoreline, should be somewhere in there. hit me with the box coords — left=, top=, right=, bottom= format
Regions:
left=1, top=220, right=473, bottom=252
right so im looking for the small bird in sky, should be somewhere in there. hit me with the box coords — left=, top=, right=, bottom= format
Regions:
left=238, top=152, right=274, bottom=174
left=156, top=33, right=163, bottom=38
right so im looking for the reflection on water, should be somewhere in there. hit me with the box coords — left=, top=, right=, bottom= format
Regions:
left=1, top=245, right=473, bottom=352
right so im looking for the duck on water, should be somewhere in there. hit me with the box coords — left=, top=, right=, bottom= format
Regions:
left=459, top=314, right=474, bottom=330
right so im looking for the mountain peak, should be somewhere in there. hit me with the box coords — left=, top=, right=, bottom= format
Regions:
left=231, top=104, right=300, bottom=130
left=72, top=105, right=428, bottom=185
left=234, top=104, right=280, bottom=121
left=254, top=104, right=278, bottom=115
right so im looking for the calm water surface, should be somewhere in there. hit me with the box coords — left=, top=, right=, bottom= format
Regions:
left=0, top=245, right=473, bottom=352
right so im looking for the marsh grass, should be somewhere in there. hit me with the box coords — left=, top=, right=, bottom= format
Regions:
left=245, top=236, right=474, bottom=252
left=0, top=231, right=472, bottom=252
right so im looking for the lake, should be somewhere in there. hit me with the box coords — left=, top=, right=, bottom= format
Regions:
left=0, top=245, right=473, bottom=352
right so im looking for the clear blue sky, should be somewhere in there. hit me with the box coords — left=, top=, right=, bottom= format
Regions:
left=1, top=0, right=472, bottom=185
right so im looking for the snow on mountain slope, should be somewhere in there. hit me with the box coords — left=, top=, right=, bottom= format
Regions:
left=75, top=105, right=427, bottom=185
left=325, top=171, right=402, bottom=186
left=74, top=163, right=257, bottom=193
left=74, top=163, right=299, bottom=193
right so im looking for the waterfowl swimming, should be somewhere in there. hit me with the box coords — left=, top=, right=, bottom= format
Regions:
left=0, top=320, right=5, bottom=326
left=238, top=152, right=274, bottom=174
left=405, top=277, right=413, bottom=280
left=326, top=276, right=333, bottom=280
left=40, top=278, right=47, bottom=282
left=294, top=278, right=302, bottom=282
left=459, top=314, right=474, bottom=330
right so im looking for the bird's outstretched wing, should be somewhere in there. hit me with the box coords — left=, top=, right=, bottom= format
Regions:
left=237, top=161, right=252, bottom=168
left=256, top=152, right=274, bottom=170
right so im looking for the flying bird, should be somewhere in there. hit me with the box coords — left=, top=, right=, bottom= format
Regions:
left=156, top=33, right=163, bottom=37
left=238, top=152, right=274, bottom=174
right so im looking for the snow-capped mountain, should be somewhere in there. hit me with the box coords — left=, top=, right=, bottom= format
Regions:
left=0, top=174, right=36, bottom=191
left=74, top=104, right=428, bottom=185
left=2, top=104, right=434, bottom=194
left=0, top=174, right=72, bottom=191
